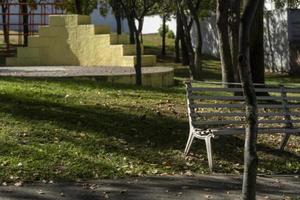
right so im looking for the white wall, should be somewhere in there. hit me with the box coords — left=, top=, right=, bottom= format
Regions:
left=192, top=9, right=291, bottom=72
left=142, top=15, right=176, bottom=34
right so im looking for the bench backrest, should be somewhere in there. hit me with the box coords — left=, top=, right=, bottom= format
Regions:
left=186, top=82, right=300, bottom=131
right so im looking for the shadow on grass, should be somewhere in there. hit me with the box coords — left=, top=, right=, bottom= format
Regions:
left=0, top=78, right=299, bottom=180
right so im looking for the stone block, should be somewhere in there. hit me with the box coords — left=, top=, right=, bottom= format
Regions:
left=122, top=55, right=156, bottom=67
left=6, top=57, right=18, bottom=66
left=49, top=15, right=91, bottom=27
left=17, top=47, right=40, bottom=58
left=94, top=25, right=111, bottom=34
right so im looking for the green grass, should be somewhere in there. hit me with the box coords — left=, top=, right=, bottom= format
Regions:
left=0, top=34, right=299, bottom=184
left=0, top=77, right=299, bottom=184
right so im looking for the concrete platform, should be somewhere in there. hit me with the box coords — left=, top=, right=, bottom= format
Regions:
left=0, top=66, right=174, bottom=87
left=0, top=175, right=299, bottom=200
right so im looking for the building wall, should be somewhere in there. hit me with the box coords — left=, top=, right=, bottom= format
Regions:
left=264, top=9, right=289, bottom=72
left=194, top=9, right=290, bottom=72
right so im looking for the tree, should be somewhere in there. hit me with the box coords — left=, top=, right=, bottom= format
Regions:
left=238, top=0, right=260, bottom=199
left=229, top=0, right=240, bottom=82
left=216, top=0, right=240, bottom=85
left=176, top=0, right=203, bottom=80
left=99, top=0, right=125, bottom=35
left=175, top=8, right=189, bottom=65
left=250, top=0, right=265, bottom=84
left=19, top=0, right=29, bottom=46
left=161, top=14, right=167, bottom=56
left=216, top=0, right=235, bottom=84
left=0, top=0, right=9, bottom=45
left=59, top=0, right=97, bottom=15
left=120, top=0, right=159, bottom=85
left=156, top=0, right=176, bottom=56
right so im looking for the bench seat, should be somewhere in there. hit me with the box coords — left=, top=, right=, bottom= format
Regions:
left=185, top=81, right=300, bottom=172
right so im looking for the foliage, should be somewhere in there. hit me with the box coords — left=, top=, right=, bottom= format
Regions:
left=55, top=0, right=98, bottom=15
left=158, top=24, right=170, bottom=37
left=167, top=30, right=175, bottom=39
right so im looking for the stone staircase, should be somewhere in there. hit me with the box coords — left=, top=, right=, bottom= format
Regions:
left=6, top=15, right=157, bottom=67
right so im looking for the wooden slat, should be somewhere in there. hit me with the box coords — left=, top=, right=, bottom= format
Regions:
left=287, top=104, right=300, bottom=108
left=257, top=104, right=283, bottom=109
left=259, top=120, right=291, bottom=124
left=194, top=120, right=243, bottom=126
left=287, top=96, right=300, bottom=101
left=188, top=87, right=243, bottom=92
left=193, top=119, right=300, bottom=126
left=191, top=112, right=245, bottom=117
left=210, top=128, right=300, bottom=135
left=190, top=95, right=282, bottom=101
left=189, top=87, right=282, bottom=93
left=191, top=103, right=244, bottom=109
left=192, top=112, right=290, bottom=117
left=191, top=103, right=284, bottom=109
left=190, top=95, right=245, bottom=101
left=286, top=88, right=300, bottom=93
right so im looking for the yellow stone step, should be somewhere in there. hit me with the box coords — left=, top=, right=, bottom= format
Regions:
left=17, top=47, right=40, bottom=58
left=39, top=26, right=71, bottom=38
left=94, top=25, right=111, bottom=34
left=6, top=57, right=40, bottom=66
left=110, top=44, right=144, bottom=56
left=109, top=34, right=130, bottom=45
left=92, top=34, right=130, bottom=46
left=49, top=15, right=91, bottom=27
left=122, top=55, right=157, bottom=67
left=6, top=57, right=19, bottom=66
left=77, top=24, right=111, bottom=36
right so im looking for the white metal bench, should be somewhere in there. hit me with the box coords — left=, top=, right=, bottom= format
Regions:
left=185, top=82, right=300, bottom=172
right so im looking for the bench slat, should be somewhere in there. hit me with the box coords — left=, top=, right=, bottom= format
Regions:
left=209, top=128, right=300, bottom=135
left=189, top=87, right=282, bottom=93
left=286, top=88, right=300, bottom=93
left=190, top=103, right=286, bottom=109
left=192, top=112, right=294, bottom=118
left=193, top=119, right=300, bottom=126
left=190, top=95, right=282, bottom=101
left=190, top=103, right=244, bottom=109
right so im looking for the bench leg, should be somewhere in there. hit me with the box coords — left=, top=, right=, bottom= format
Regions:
left=279, top=133, right=291, bottom=151
left=184, top=131, right=194, bottom=155
left=205, top=136, right=213, bottom=173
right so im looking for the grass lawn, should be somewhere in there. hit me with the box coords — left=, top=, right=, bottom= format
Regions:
left=0, top=34, right=299, bottom=184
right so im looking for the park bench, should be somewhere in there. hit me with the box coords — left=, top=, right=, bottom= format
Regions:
left=185, top=81, right=300, bottom=172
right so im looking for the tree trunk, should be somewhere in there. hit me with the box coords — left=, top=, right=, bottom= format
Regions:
left=135, top=31, right=142, bottom=85
left=185, top=0, right=202, bottom=80
left=75, top=0, right=82, bottom=14
left=229, top=0, right=241, bottom=82
left=161, top=15, right=167, bottom=56
left=115, top=15, right=122, bottom=35
left=180, top=11, right=200, bottom=80
left=20, top=0, right=28, bottom=46
left=175, top=11, right=181, bottom=63
left=132, top=18, right=144, bottom=86
left=192, top=16, right=202, bottom=79
left=250, top=0, right=265, bottom=84
left=1, top=3, right=9, bottom=45
left=128, top=19, right=135, bottom=44
left=238, top=0, right=260, bottom=199
left=217, top=0, right=235, bottom=85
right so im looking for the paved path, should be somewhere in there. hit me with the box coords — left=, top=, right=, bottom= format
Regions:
left=0, top=66, right=173, bottom=77
left=0, top=175, right=299, bottom=200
